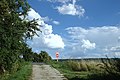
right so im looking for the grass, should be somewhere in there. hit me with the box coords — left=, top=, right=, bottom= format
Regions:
left=48, top=59, right=119, bottom=80
left=48, top=60, right=99, bottom=80
left=0, top=62, right=32, bottom=80
left=49, top=58, right=120, bottom=80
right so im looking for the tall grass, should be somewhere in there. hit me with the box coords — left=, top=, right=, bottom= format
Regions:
left=0, top=62, right=32, bottom=80
left=50, top=59, right=120, bottom=80
left=98, top=58, right=120, bottom=79
left=66, top=60, right=88, bottom=71
left=49, top=59, right=104, bottom=79
left=66, top=60, right=103, bottom=72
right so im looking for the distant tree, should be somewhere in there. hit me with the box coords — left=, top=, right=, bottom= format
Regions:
left=39, top=51, right=52, bottom=62
left=33, top=53, right=39, bottom=62
left=0, top=0, right=40, bottom=74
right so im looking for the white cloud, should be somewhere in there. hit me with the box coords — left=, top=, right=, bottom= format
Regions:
left=81, top=39, right=96, bottom=50
left=27, top=9, right=42, bottom=20
left=66, top=26, right=120, bottom=41
left=56, top=0, right=85, bottom=17
left=65, top=26, right=120, bottom=58
left=41, top=16, right=52, bottom=23
left=103, top=46, right=120, bottom=57
left=52, top=20, right=60, bottom=25
left=45, top=0, right=85, bottom=17
left=110, top=46, right=120, bottom=52
left=41, top=16, right=60, bottom=25
left=27, top=8, right=65, bottom=50
left=44, top=34, right=65, bottom=48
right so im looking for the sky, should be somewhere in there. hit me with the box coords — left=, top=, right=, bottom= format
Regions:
left=26, top=0, right=120, bottom=59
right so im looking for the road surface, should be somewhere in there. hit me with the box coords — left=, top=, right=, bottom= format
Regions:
left=32, top=64, right=68, bottom=80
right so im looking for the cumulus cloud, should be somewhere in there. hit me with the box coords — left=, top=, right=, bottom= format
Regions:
left=103, top=46, right=120, bottom=57
left=44, top=34, right=65, bottom=48
left=27, top=8, right=65, bottom=50
left=56, top=0, right=85, bottom=17
left=109, top=46, right=120, bottom=52
left=41, top=16, right=52, bottom=23
left=46, top=0, right=85, bottom=17
left=81, top=39, right=96, bottom=50
left=66, top=26, right=120, bottom=41
left=41, top=16, right=60, bottom=25
left=65, top=26, right=120, bottom=58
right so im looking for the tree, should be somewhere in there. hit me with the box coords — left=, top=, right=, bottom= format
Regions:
left=39, top=51, right=52, bottom=62
left=22, top=44, right=34, bottom=61
left=33, top=53, right=39, bottom=62
left=32, top=51, right=52, bottom=63
left=0, top=0, right=40, bottom=74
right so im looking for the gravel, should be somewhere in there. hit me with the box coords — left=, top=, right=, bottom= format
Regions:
left=32, top=64, right=68, bottom=80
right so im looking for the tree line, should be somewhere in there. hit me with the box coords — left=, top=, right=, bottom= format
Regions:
left=22, top=46, right=52, bottom=62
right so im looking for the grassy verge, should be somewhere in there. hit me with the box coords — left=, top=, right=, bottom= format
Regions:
left=49, top=59, right=120, bottom=80
left=48, top=60, right=106, bottom=80
left=48, top=60, right=94, bottom=80
left=0, top=62, right=32, bottom=80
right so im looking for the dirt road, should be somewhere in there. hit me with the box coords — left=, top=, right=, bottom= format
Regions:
left=32, top=64, right=67, bottom=80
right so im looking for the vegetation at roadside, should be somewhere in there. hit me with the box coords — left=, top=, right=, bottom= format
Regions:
left=31, top=51, right=52, bottom=63
left=0, top=62, right=32, bottom=80
left=49, top=60, right=101, bottom=80
left=49, top=58, right=120, bottom=80
left=0, top=0, right=40, bottom=75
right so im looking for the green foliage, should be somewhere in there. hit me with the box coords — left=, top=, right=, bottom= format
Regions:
left=49, top=60, right=111, bottom=80
left=22, top=44, right=34, bottom=62
left=0, top=62, right=32, bottom=80
left=32, top=51, right=52, bottom=62
left=39, top=51, right=52, bottom=62
left=49, top=59, right=120, bottom=80
left=32, top=53, right=39, bottom=62
left=7, top=62, right=32, bottom=80
left=0, top=0, right=40, bottom=74
left=49, top=60, right=90, bottom=80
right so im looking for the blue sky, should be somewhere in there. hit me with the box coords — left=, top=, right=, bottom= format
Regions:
left=27, top=0, right=120, bottom=59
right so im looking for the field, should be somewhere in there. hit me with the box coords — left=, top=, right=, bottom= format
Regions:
left=49, top=58, right=120, bottom=80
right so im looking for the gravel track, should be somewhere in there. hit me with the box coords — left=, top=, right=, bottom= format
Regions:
left=32, top=64, right=67, bottom=80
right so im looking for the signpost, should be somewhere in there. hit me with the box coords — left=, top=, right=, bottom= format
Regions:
left=56, top=51, right=59, bottom=62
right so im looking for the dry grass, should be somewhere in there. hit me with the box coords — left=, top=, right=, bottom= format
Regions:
left=66, top=60, right=103, bottom=72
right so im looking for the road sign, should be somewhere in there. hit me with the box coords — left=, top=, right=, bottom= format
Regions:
left=56, top=51, right=59, bottom=62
